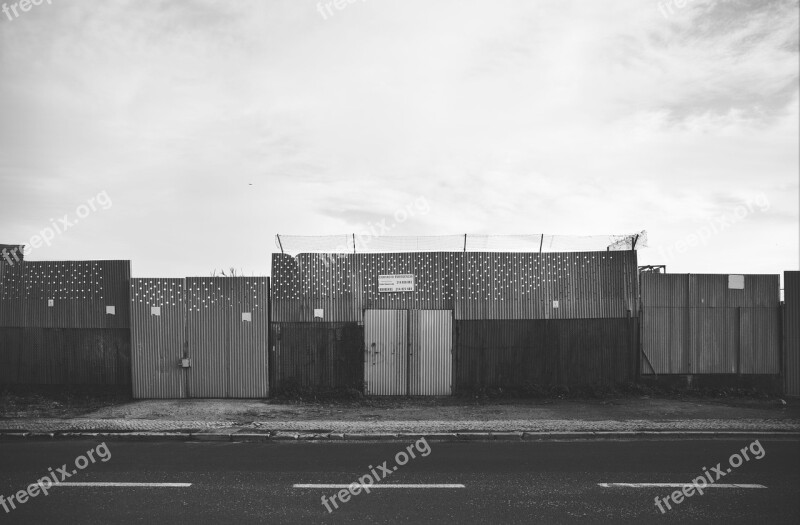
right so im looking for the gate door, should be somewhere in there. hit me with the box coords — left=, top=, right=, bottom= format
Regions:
left=364, top=310, right=407, bottom=395
left=409, top=310, right=452, bottom=395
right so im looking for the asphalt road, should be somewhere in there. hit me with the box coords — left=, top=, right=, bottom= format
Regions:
left=0, top=438, right=798, bottom=524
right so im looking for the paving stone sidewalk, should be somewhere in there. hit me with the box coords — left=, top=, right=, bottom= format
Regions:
left=2, top=417, right=799, bottom=435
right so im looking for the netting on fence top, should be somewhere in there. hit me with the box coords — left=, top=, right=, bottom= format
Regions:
left=274, top=232, right=647, bottom=255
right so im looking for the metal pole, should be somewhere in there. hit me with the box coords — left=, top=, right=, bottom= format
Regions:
left=463, top=234, right=467, bottom=252
left=538, top=234, right=544, bottom=254
left=353, top=233, right=356, bottom=254
left=276, top=234, right=284, bottom=255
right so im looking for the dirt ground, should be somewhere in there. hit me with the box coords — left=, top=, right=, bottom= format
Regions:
left=0, top=389, right=130, bottom=419
left=2, top=390, right=798, bottom=422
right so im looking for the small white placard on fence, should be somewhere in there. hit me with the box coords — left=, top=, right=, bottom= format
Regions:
left=151, top=306, right=161, bottom=316
left=242, top=312, right=252, bottom=322
left=378, top=274, right=415, bottom=292
left=728, top=275, right=745, bottom=289
left=314, top=308, right=324, bottom=319
left=106, top=305, right=116, bottom=315
left=553, top=300, right=559, bottom=308
left=47, top=299, right=54, bottom=307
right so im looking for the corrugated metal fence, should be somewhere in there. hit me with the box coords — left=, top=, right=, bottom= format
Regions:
left=130, top=277, right=269, bottom=398
left=271, top=250, right=640, bottom=392
left=784, top=271, right=800, bottom=397
left=0, top=260, right=131, bottom=385
left=272, top=251, right=638, bottom=322
left=455, top=318, right=638, bottom=388
left=270, top=322, right=363, bottom=392
left=640, top=273, right=780, bottom=375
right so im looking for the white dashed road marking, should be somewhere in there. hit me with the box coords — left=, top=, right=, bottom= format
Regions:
left=598, top=483, right=766, bottom=489
left=294, top=484, right=465, bottom=489
left=53, top=483, right=192, bottom=488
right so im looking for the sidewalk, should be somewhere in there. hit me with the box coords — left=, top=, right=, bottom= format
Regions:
left=2, top=397, right=799, bottom=440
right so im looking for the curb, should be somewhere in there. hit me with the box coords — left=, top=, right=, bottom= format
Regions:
left=2, top=430, right=800, bottom=442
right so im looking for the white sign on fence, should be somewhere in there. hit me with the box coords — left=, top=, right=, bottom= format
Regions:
left=728, top=274, right=745, bottom=289
left=378, top=274, right=415, bottom=292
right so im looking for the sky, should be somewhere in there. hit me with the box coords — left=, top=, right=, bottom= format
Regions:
left=1, top=0, right=798, bottom=280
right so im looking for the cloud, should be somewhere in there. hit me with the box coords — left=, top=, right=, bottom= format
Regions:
left=0, top=0, right=796, bottom=276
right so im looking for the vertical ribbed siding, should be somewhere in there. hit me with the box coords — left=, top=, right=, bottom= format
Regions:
left=0, top=260, right=131, bottom=386
left=641, top=307, right=688, bottom=374
left=130, top=278, right=185, bottom=398
left=739, top=307, right=780, bottom=373
left=456, top=251, right=637, bottom=320
left=453, top=318, right=638, bottom=388
left=0, top=327, right=130, bottom=385
left=132, top=277, right=270, bottom=399
left=409, top=310, right=453, bottom=395
left=0, top=259, right=22, bottom=327
left=784, top=271, right=800, bottom=397
left=641, top=273, right=780, bottom=375
left=363, top=310, right=407, bottom=395
left=227, top=278, right=269, bottom=398
left=271, top=250, right=638, bottom=322
left=270, top=322, right=363, bottom=391
left=0, top=260, right=131, bottom=329
left=186, top=278, right=230, bottom=397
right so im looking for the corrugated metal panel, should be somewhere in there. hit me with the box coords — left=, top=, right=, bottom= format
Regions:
left=0, top=260, right=130, bottom=328
left=690, top=307, right=737, bottom=373
left=270, top=322, right=363, bottom=392
left=364, top=310, right=407, bottom=395
left=18, top=261, right=130, bottom=328
left=454, top=318, right=638, bottom=388
left=186, top=278, right=231, bottom=397
left=227, top=278, right=269, bottom=398
left=130, top=278, right=186, bottom=398
left=690, top=274, right=779, bottom=308
left=131, top=277, right=269, bottom=399
left=641, top=273, right=780, bottom=309
left=690, top=274, right=727, bottom=308
left=739, top=307, right=780, bottom=374
left=409, top=310, right=452, bottom=395
left=0, top=327, right=130, bottom=385
left=641, top=273, right=780, bottom=375
left=641, top=307, right=688, bottom=374
left=272, top=251, right=638, bottom=322
left=0, top=261, right=24, bottom=327
left=784, top=271, right=800, bottom=397
left=640, top=273, right=688, bottom=308
left=0, top=260, right=131, bottom=386
left=737, top=275, right=780, bottom=307
left=456, top=251, right=637, bottom=319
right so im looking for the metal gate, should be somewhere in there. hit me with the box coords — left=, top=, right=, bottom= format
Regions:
left=364, top=310, right=407, bottom=395
left=131, top=277, right=269, bottom=398
left=130, top=279, right=185, bottom=399
left=364, top=309, right=452, bottom=395
left=409, top=310, right=452, bottom=395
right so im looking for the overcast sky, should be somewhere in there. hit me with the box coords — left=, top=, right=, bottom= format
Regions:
left=1, top=0, right=797, bottom=279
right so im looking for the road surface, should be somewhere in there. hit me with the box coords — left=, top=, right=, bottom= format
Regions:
left=1, top=438, right=798, bottom=524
